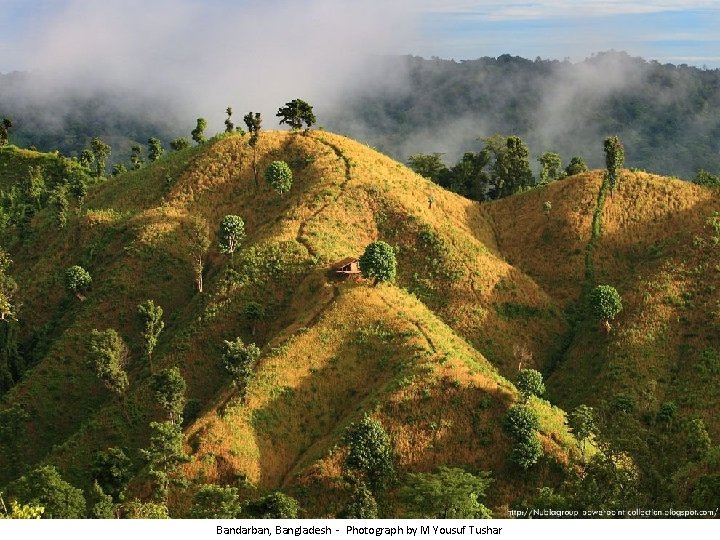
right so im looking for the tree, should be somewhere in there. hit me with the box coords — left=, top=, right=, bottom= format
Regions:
left=0, top=497, right=44, bottom=519
left=344, top=414, right=395, bottom=490
left=538, top=151, right=564, bottom=184
left=244, top=112, right=262, bottom=187
left=147, top=137, right=164, bottom=162
left=64, top=265, right=92, bottom=300
left=90, top=137, right=111, bottom=177
left=170, top=137, right=190, bottom=151
left=191, top=118, right=207, bottom=144
left=510, top=435, right=544, bottom=470
left=604, top=135, right=624, bottom=193
left=223, top=337, right=260, bottom=400
left=137, top=299, right=164, bottom=372
left=244, top=302, right=263, bottom=336
left=0, top=118, right=12, bottom=146
left=398, top=467, right=492, bottom=518
left=565, top=156, right=588, bottom=176
left=141, top=420, right=189, bottom=502
left=224, top=107, right=235, bottom=133
left=543, top=200, right=552, bottom=219
left=265, top=160, right=293, bottom=195
left=515, top=369, right=545, bottom=401
left=502, top=404, right=543, bottom=470
left=151, top=367, right=186, bottom=423
left=218, top=215, right=245, bottom=256
left=130, top=144, right=144, bottom=170
left=359, top=241, right=397, bottom=286
left=276, top=98, right=316, bottom=132
left=50, top=185, right=69, bottom=230
left=92, top=447, right=132, bottom=503
left=492, top=135, right=534, bottom=198
left=88, top=329, right=130, bottom=399
left=694, top=169, right=720, bottom=188
left=191, top=485, right=242, bottom=518
left=111, top=163, right=127, bottom=176
left=0, top=248, right=17, bottom=321
left=122, top=499, right=169, bottom=519
left=568, top=404, right=596, bottom=459
left=244, top=491, right=299, bottom=519
left=182, top=216, right=210, bottom=293
left=69, top=172, right=88, bottom=206
left=589, top=284, right=623, bottom=331
left=25, top=165, right=46, bottom=210
left=340, top=482, right=378, bottom=518
left=79, top=148, right=95, bottom=169
left=6, top=465, right=86, bottom=519
left=407, top=153, right=448, bottom=184
left=88, top=482, right=115, bottom=519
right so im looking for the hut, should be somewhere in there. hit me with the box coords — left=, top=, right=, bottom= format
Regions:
left=331, top=257, right=361, bottom=280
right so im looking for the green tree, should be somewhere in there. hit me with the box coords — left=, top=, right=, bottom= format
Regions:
left=224, top=107, right=235, bottom=133
left=344, top=414, right=395, bottom=490
left=182, top=216, right=210, bottom=293
left=0, top=249, right=17, bottom=321
left=0, top=497, right=44, bottom=519
left=64, top=265, right=92, bottom=300
left=492, top=135, right=534, bottom=198
left=589, top=284, right=623, bottom=331
left=510, top=435, right=544, bottom=470
left=79, top=148, right=95, bottom=169
left=90, top=137, right=111, bottom=177
left=398, top=467, right=492, bottom=518
left=147, top=137, right=164, bottom=162
left=568, top=404, right=596, bottom=458
left=502, top=404, right=540, bottom=440
left=359, top=241, right=397, bottom=286
left=223, top=337, right=260, bottom=400
left=6, top=465, right=86, bottom=519
left=25, top=165, right=45, bottom=210
left=538, top=151, right=564, bottom=184
left=92, top=447, right=132, bottom=502
left=170, top=137, right=190, bottom=151
left=191, top=118, right=207, bottom=144
left=130, top=144, right=143, bottom=170
left=141, top=420, right=189, bottom=502
left=191, top=485, right=242, bottom=518
left=565, top=156, right=588, bottom=176
left=340, top=482, right=378, bottom=518
left=244, top=302, right=263, bottom=336
left=0, top=405, right=28, bottom=478
left=265, top=160, right=293, bottom=195
left=69, top=172, right=88, bottom=206
left=694, top=169, right=720, bottom=187
left=0, top=118, right=12, bottom=146
left=122, top=499, right=169, bottom=519
left=244, top=491, right=300, bottom=519
left=407, top=153, right=448, bottom=184
left=49, top=184, right=69, bottom=230
left=137, top=299, right=164, bottom=373
left=88, top=482, right=115, bottom=519
left=543, top=200, right=552, bottom=219
left=604, top=135, right=625, bottom=193
left=111, top=163, right=127, bottom=176
left=516, top=369, right=545, bottom=401
left=218, top=215, right=245, bottom=256
left=685, top=418, right=712, bottom=461
left=276, top=98, right=316, bottom=132
left=88, top=329, right=129, bottom=399
left=244, top=112, right=262, bottom=187
left=151, top=367, right=186, bottom=423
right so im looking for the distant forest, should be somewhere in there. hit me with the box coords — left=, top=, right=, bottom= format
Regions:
left=2, top=51, right=720, bottom=178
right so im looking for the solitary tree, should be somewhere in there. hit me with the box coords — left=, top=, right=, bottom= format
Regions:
left=147, top=137, right=164, bottom=162
left=151, top=367, right=186, bottom=424
left=0, top=249, right=17, bottom=321
left=276, top=99, right=316, bottom=132
left=182, top=217, right=210, bottom=293
left=244, top=112, right=262, bottom=187
left=79, top=149, right=95, bottom=169
left=90, top=138, right=111, bottom=178
left=516, top=368, right=545, bottom=402
left=88, top=329, right=130, bottom=399
left=568, top=404, right=596, bottom=459
left=565, top=156, right=588, bottom=176
left=589, top=284, right=623, bottom=332
left=244, top=302, right=263, bottom=336
left=265, top=160, right=293, bottom=195
left=0, top=118, right=12, bottom=146
left=64, top=265, right=92, bottom=300
left=493, top=136, right=534, bottom=198
left=130, top=144, right=144, bottom=170
left=141, top=420, right=189, bottom=502
left=604, top=135, right=624, bottom=193
left=191, top=118, right=207, bottom=145
left=218, top=215, right=245, bottom=256
left=170, top=137, right=190, bottom=151
left=138, top=300, right=164, bottom=373
left=224, top=107, right=235, bottom=133
left=359, top=241, right=397, bottom=286
left=538, top=151, right=564, bottom=185
left=543, top=200, right=552, bottom=220
left=223, top=338, right=261, bottom=401
left=343, top=414, right=395, bottom=490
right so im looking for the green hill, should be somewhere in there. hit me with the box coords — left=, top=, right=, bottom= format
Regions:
left=0, top=131, right=718, bottom=517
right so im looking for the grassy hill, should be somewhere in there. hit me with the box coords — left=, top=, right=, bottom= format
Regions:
left=0, top=131, right=718, bottom=516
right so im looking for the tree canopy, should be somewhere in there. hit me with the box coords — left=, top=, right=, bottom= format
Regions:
left=359, top=241, right=397, bottom=285
left=276, top=99, right=316, bottom=131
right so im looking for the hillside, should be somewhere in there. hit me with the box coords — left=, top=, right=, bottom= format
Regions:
left=0, top=131, right=718, bottom=517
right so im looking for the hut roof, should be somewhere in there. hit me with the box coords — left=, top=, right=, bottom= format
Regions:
left=331, top=257, right=359, bottom=270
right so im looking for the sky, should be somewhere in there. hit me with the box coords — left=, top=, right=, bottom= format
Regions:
left=1, top=0, right=720, bottom=72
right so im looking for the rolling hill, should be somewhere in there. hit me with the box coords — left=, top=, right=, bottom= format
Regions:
left=0, top=130, right=718, bottom=517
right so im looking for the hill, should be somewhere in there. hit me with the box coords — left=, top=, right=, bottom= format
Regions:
left=0, top=131, right=718, bottom=517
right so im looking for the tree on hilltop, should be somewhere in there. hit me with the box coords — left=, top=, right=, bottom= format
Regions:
left=538, top=151, right=564, bottom=184
left=130, top=144, right=144, bottom=170
left=90, top=137, right=111, bottom=177
left=224, top=107, right=235, bottom=133
left=604, top=135, right=624, bottom=193
left=276, top=98, right=316, bottom=132
left=493, top=135, right=534, bottom=198
left=191, top=118, right=207, bottom=145
left=148, top=137, right=164, bottom=162
left=0, top=118, right=12, bottom=146
left=565, top=156, right=588, bottom=176
left=170, top=137, right=190, bottom=151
